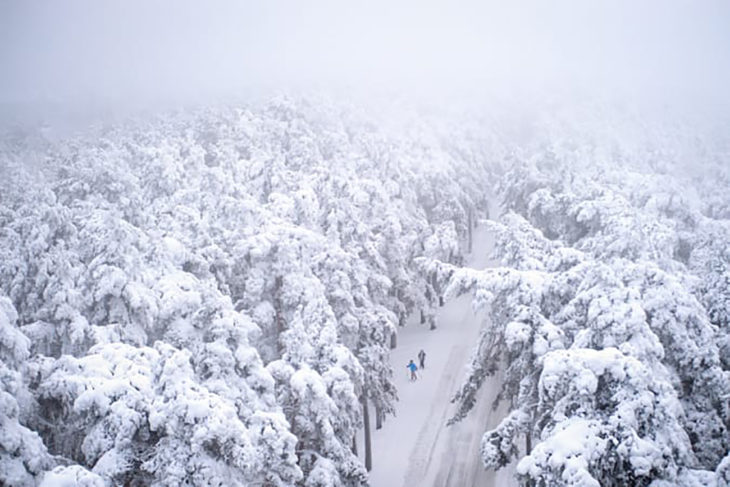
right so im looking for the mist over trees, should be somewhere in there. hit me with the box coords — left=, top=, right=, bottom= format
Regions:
left=1, top=92, right=728, bottom=486
left=2, top=1, right=730, bottom=486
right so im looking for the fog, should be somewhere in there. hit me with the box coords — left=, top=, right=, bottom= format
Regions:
left=2, top=0, right=730, bottom=115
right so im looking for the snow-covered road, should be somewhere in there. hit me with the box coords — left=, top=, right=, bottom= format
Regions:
left=362, top=224, right=516, bottom=487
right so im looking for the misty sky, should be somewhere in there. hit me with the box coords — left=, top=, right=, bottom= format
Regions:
left=2, top=0, right=730, bottom=107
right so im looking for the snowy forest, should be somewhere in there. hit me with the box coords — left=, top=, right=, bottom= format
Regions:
left=0, top=96, right=495, bottom=486
left=3, top=1, right=730, bottom=486
left=1, top=96, right=729, bottom=486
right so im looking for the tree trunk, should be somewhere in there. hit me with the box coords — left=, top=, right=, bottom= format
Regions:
left=352, top=437, right=358, bottom=456
left=362, top=394, right=372, bottom=471
left=420, top=309, right=426, bottom=325
left=375, top=403, right=383, bottom=430
left=390, top=330, right=397, bottom=349
left=431, top=273, right=444, bottom=307
left=467, top=208, right=474, bottom=253
left=274, top=276, right=284, bottom=356
left=524, top=431, right=535, bottom=487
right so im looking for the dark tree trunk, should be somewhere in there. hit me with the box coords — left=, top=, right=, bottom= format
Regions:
left=431, top=273, right=444, bottom=307
left=362, top=394, right=372, bottom=471
left=420, top=309, right=426, bottom=325
left=352, top=437, right=358, bottom=456
left=524, top=431, right=535, bottom=487
left=390, top=330, right=397, bottom=349
left=274, top=276, right=284, bottom=355
left=375, top=403, right=383, bottom=430
left=467, top=208, right=474, bottom=253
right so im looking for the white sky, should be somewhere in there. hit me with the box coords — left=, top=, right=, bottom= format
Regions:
left=1, top=0, right=729, bottom=107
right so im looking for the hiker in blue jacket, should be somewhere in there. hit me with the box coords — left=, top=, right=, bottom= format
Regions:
left=407, top=359, right=418, bottom=381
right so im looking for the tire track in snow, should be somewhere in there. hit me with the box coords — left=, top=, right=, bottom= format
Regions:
left=431, top=368, right=506, bottom=487
left=401, top=343, right=468, bottom=486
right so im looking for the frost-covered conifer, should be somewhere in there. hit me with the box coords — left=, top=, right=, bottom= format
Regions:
left=0, top=296, right=52, bottom=486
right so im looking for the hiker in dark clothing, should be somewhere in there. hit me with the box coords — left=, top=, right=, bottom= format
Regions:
left=418, top=349, right=426, bottom=369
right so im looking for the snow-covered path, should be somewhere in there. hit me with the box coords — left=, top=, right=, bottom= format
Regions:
left=363, top=224, right=515, bottom=487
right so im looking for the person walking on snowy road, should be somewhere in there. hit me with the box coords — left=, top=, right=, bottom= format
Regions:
left=418, top=349, right=426, bottom=369
left=407, top=360, right=418, bottom=381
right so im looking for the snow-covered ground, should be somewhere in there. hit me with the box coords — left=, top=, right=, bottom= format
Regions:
left=362, top=223, right=517, bottom=487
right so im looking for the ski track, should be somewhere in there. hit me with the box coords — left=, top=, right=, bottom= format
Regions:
left=364, top=221, right=518, bottom=487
